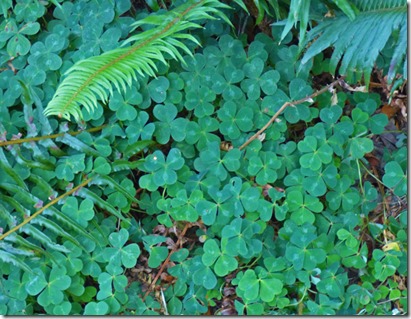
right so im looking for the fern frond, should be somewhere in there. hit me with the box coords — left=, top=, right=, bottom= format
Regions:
left=4, top=233, right=50, bottom=258
left=44, top=0, right=231, bottom=121
left=43, top=207, right=98, bottom=244
left=0, top=242, right=35, bottom=258
left=30, top=215, right=82, bottom=249
left=0, top=203, right=14, bottom=229
left=301, top=1, right=406, bottom=86
left=331, top=0, right=358, bottom=20
left=279, top=0, right=311, bottom=45
left=20, top=224, right=71, bottom=253
left=0, top=249, right=33, bottom=273
left=77, top=187, right=127, bottom=223
left=0, top=149, right=28, bottom=190
left=350, top=0, right=405, bottom=11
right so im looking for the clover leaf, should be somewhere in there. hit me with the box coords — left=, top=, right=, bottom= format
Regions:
left=180, top=53, right=207, bottom=88
left=28, top=33, right=64, bottom=71
left=248, top=151, right=281, bottom=185
left=203, top=34, right=246, bottom=71
left=316, top=263, right=348, bottom=298
left=337, top=228, right=359, bottom=248
left=102, top=178, right=134, bottom=212
left=301, top=164, right=338, bottom=197
left=170, top=189, right=202, bottom=222
left=184, top=117, right=220, bottom=151
left=153, top=103, right=188, bottom=144
left=124, top=111, right=154, bottom=145
left=182, top=283, right=208, bottom=314
left=0, top=20, right=40, bottom=56
left=368, top=113, right=388, bottom=134
left=193, top=264, right=217, bottom=290
left=339, top=242, right=368, bottom=269
left=247, top=40, right=269, bottom=62
left=93, top=156, right=111, bottom=175
left=217, top=101, right=254, bottom=140
left=284, top=223, right=326, bottom=271
left=142, top=235, right=169, bottom=268
left=194, top=142, right=241, bottom=181
left=241, top=58, right=280, bottom=100
left=195, top=184, right=233, bottom=225
left=347, top=137, right=373, bottom=159
left=51, top=301, right=72, bottom=315
left=82, top=27, right=121, bottom=56
left=275, top=45, right=299, bottom=81
left=283, top=168, right=305, bottom=194
left=283, top=78, right=313, bottom=123
left=320, top=105, right=343, bottom=125
left=0, top=71, right=23, bottom=107
left=51, top=242, right=84, bottom=276
left=55, top=154, right=86, bottom=181
left=286, top=241, right=326, bottom=271
left=25, top=266, right=71, bottom=307
left=185, top=86, right=216, bottom=118
left=221, top=218, right=261, bottom=258
left=237, top=268, right=283, bottom=303
left=298, top=136, right=333, bottom=171
left=226, top=177, right=261, bottom=216
left=287, top=190, right=323, bottom=225
left=276, top=141, right=299, bottom=173
left=102, top=229, right=140, bottom=268
left=140, top=148, right=184, bottom=189
left=148, top=76, right=169, bottom=103
left=97, top=264, right=128, bottom=302
left=326, top=175, right=360, bottom=211
left=307, top=295, right=338, bottom=315
left=109, top=87, right=141, bottom=121
left=165, top=72, right=183, bottom=104
left=14, top=1, right=45, bottom=22
left=155, top=197, right=173, bottom=227
left=202, top=239, right=238, bottom=277
left=382, top=161, right=407, bottom=197
left=211, top=64, right=244, bottom=100
left=350, top=105, right=368, bottom=125
left=2, top=270, right=28, bottom=301
left=84, top=301, right=109, bottom=315
left=372, top=249, right=401, bottom=282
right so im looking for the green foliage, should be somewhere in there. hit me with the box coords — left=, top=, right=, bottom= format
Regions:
left=43, top=0, right=233, bottom=121
left=0, top=0, right=407, bottom=316
left=240, top=0, right=407, bottom=86
left=300, top=0, right=407, bottom=86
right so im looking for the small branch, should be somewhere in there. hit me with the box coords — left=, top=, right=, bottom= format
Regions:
left=239, top=79, right=341, bottom=150
left=0, top=177, right=93, bottom=241
left=0, top=124, right=107, bottom=147
left=143, top=222, right=190, bottom=301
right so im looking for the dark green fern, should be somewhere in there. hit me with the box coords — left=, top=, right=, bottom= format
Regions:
left=300, top=0, right=407, bottom=86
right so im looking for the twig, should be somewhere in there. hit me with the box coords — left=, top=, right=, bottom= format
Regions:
left=0, top=124, right=107, bottom=147
left=239, top=78, right=342, bottom=150
left=0, top=177, right=92, bottom=241
left=143, top=222, right=190, bottom=301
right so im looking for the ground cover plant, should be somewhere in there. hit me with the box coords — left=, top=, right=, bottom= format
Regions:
left=0, top=0, right=407, bottom=315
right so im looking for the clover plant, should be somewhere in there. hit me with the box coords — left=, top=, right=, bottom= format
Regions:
left=0, top=0, right=407, bottom=316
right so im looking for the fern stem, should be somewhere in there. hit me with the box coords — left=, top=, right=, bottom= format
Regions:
left=0, top=177, right=93, bottom=241
left=56, top=0, right=206, bottom=118
left=0, top=125, right=106, bottom=147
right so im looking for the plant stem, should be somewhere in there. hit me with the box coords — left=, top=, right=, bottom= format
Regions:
left=143, top=222, right=191, bottom=301
left=0, top=125, right=107, bottom=147
left=239, top=79, right=342, bottom=150
left=0, top=177, right=93, bottom=241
